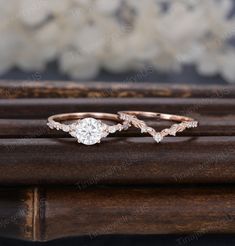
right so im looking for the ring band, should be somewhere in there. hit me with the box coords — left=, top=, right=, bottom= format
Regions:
left=118, top=111, right=198, bottom=143
left=47, top=112, right=129, bottom=145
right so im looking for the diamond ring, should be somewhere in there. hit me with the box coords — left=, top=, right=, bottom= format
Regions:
left=47, top=112, right=130, bottom=145
left=118, top=111, right=198, bottom=143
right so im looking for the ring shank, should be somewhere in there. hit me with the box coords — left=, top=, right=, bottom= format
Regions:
left=120, top=111, right=194, bottom=122
left=48, top=112, right=121, bottom=124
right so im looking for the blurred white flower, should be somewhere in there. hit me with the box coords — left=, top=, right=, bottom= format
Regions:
left=59, top=50, right=100, bottom=79
left=95, top=0, right=120, bottom=14
left=0, top=0, right=234, bottom=82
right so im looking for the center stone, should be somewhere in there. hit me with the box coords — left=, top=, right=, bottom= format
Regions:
left=75, top=118, right=104, bottom=145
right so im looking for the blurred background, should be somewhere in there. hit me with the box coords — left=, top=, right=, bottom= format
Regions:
left=0, top=0, right=235, bottom=84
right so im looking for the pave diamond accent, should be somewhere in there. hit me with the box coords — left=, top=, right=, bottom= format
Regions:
left=119, top=112, right=198, bottom=143
left=108, top=125, right=118, bottom=133
left=74, top=118, right=104, bottom=145
left=153, top=133, right=163, bottom=143
left=107, top=122, right=130, bottom=134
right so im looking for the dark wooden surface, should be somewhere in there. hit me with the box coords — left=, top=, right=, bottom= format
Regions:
left=0, top=81, right=234, bottom=241
left=0, top=98, right=234, bottom=118
left=0, top=188, right=34, bottom=241
left=1, top=187, right=235, bottom=241
left=0, top=137, right=234, bottom=185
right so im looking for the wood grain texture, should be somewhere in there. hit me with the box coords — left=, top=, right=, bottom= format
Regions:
left=29, top=187, right=235, bottom=241
left=0, top=98, right=234, bottom=118
left=1, top=187, right=235, bottom=241
left=0, top=188, right=35, bottom=241
left=0, top=81, right=234, bottom=98
left=0, top=137, right=234, bottom=185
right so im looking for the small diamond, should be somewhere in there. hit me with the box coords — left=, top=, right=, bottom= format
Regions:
left=117, top=124, right=124, bottom=131
left=70, top=131, right=77, bottom=138
left=141, top=127, right=148, bottom=133
left=123, top=122, right=130, bottom=130
left=185, top=121, right=198, bottom=128
left=169, top=130, right=176, bottom=136
left=169, top=124, right=178, bottom=136
left=47, top=122, right=53, bottom=129
left=154, top=133, right=163, bottom=143
left=62, top=125, right=70, bottom=132
left=55, top=123, right=61, bottom=130
left=146, top=127, right=154, bottom=133
left=75, top=118, right=104, bottom=145
left=108, top=125, right=117, bottom=133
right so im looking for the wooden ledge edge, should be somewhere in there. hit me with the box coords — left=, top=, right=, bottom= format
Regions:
left=24, top=188, right=45, bottom=241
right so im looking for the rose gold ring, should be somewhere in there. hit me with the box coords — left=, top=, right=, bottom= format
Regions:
left=118, top=111, right=198, bottom=143
left=47, top=112, right=129, bottom=145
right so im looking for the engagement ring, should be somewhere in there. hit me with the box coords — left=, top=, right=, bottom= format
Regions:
left=47, top=112, right=130, bottom=145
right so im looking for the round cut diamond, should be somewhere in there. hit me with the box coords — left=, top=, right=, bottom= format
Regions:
left=75, top=118, right=104, bottom=145
left=154, top=133, right=163, bottom=143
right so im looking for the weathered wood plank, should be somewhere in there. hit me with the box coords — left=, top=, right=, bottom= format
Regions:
left=43, top=187, right=235, bottom=240
left=1, top=187, right=235, bottom=241
left=0, top=188, right=34, bottom=241
left=0, top=81, right=234, bottom=98
left=0, top=137, right=234, bottom=184
left=0, top=98, right=234, bottom=118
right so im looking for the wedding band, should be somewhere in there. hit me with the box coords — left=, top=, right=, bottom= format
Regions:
left=47, top=112, right=129, bottom=145
left=118, top=111, right=198, bottom=143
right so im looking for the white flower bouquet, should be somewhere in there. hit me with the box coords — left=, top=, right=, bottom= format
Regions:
left=0, top=0, right=235, bottom=82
